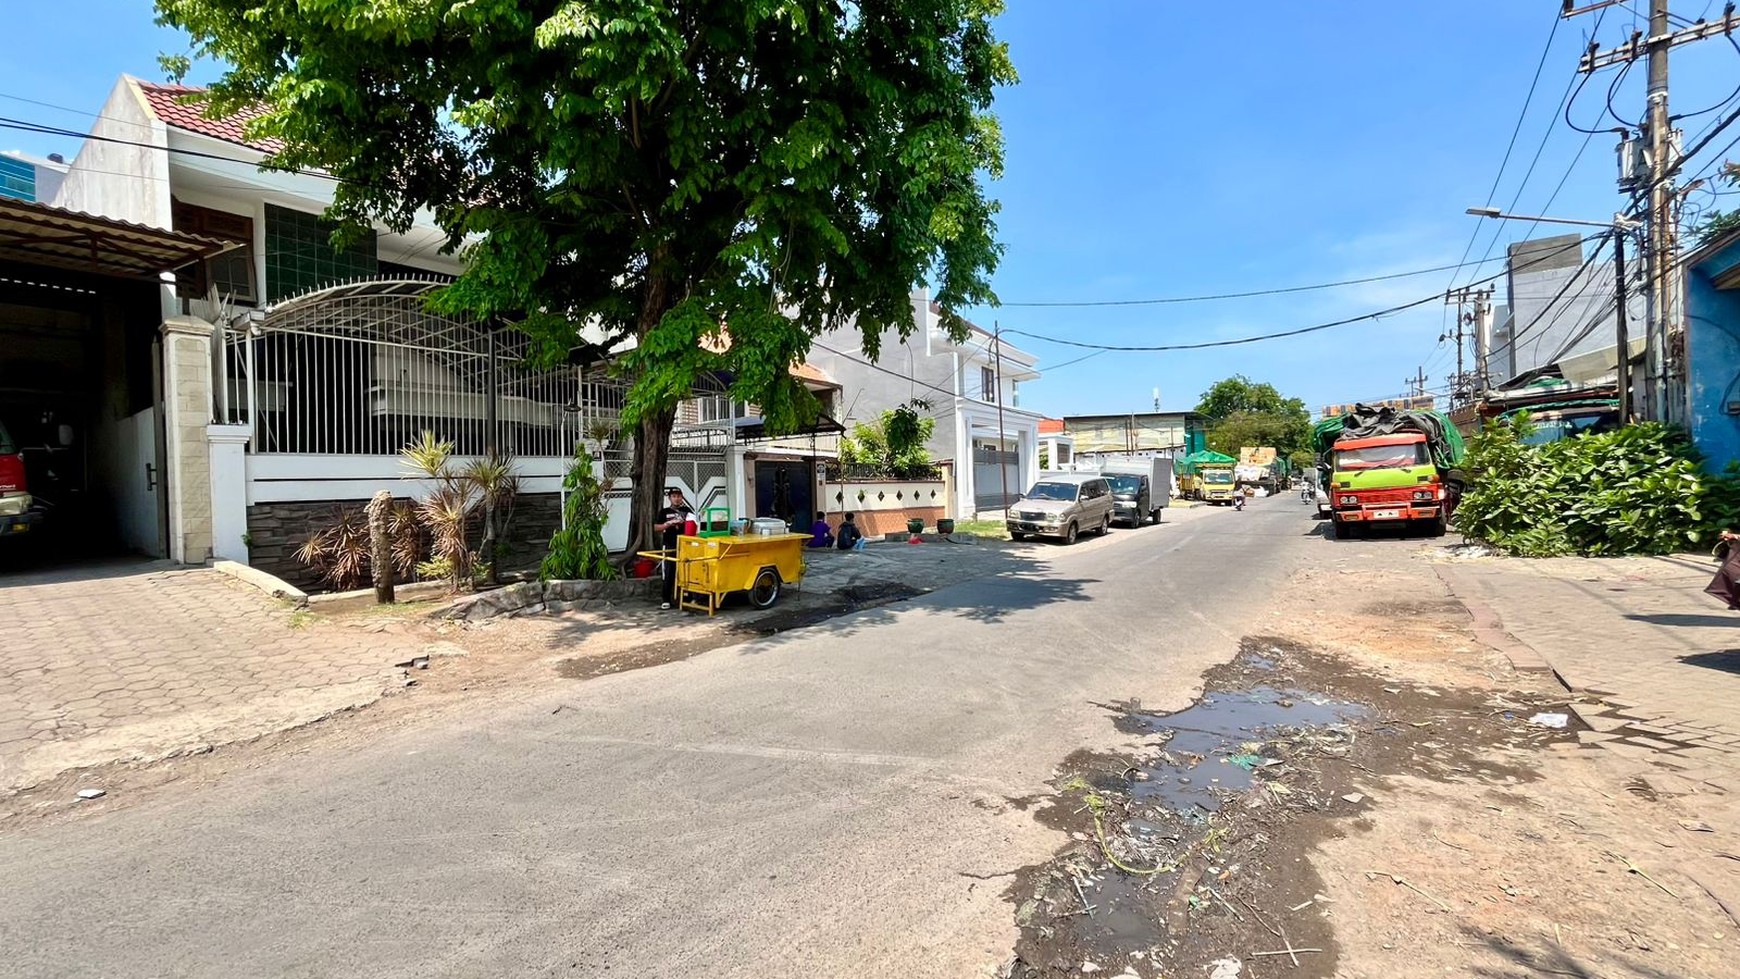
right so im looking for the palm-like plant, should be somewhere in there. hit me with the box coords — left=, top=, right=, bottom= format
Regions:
left=398, top=432, right=520, bottom=591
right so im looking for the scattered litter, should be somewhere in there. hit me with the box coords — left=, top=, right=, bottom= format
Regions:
left=1528, top=712, right=1569, bottom=729
left=1679, top=820, right=1716, bottom=833
left=1606, top=850, right=1679, bottom=898
left=74, top=789, right=105, bottom=801
left=1365, top=870, right=1452, bottom=912
left=1207, top=958, right=1242, bottom=979
left=1226, top=753, right=1263, bottom=771
left=395, top=655, right=431, bottom=670
left=1342, top=793, right=1365, bottom=804
left=1080, top=961, right=1100, bottom=974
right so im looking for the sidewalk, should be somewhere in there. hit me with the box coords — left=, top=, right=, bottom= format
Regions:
left=1, top=561, right=428, bottom=796
left=1438, top=551, right=1740, bottom=783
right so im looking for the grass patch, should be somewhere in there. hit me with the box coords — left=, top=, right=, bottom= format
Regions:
left=951, top=518, right=1009, bottom=540
left=287, top=609, right=317, bottom=630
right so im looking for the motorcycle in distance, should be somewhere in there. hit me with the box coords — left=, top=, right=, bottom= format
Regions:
left=1234, top=492, right=1246, bottom=511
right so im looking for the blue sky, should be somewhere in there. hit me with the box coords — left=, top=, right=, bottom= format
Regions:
left=4, top=2, right=1739, bottom=417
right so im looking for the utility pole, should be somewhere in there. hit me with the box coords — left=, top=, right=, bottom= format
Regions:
left=1443, top=288, right=1473, bottom=406
left=1404, top=366, right=1428, bottom=399
left=1613, top=226, right=1634, bottom=421
left=1568, top=0, right=1737, bottom=422
left=1473, top=286, right=1494, bottom=393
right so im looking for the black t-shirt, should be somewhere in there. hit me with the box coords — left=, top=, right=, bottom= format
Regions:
left=658, top=502, right=693, bottom=550
left=836, top=521, right=863, bottom=549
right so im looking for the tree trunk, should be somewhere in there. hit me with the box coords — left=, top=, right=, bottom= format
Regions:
left=623, top=260, right=680, bottom=560
left=366, top=490, right=395, bottom=604
left=626, top=406, right=677, bottom=559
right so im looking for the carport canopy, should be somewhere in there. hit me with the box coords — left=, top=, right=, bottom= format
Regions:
left=0, top=197, right=234, bottom=278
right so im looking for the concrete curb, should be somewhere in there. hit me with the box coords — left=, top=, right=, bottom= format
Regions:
left=212, top=560, right=309, bottom=607
left=1432, top=564, right=1558, bottom=678
left=307, top=580, right=454, bottom=612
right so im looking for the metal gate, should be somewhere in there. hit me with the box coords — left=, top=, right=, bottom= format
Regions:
left=973, top=442, right=1020, bottom=511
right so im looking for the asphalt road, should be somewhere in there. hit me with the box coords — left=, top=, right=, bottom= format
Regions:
left=1, top=497, right=1328, bottom=978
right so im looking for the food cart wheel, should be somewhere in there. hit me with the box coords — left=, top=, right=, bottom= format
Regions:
left=749, top=567, right=782, bottom=609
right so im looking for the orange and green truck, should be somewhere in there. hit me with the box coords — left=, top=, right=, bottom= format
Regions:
left=1313, top=406, right=1466, bottom=540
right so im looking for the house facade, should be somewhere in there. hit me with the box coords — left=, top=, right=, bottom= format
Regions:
left=806, top=289, right=1044, bottom=517
left=41, top=76, right=738, bottom=587
left=1684, top=227, right=1740, bottom=472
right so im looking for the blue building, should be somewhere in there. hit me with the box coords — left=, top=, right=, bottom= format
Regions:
left=1685, top=228, right=1740, bottom=471
left=0, top=151, right=68, bottom=203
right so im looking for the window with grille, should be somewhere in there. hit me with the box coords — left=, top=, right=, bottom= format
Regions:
left=172, top=200, right=257, bottom=303
left=980, top=365, right=996, bottom=402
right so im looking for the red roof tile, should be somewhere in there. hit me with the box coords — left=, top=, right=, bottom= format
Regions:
left=1038, top=418, right=1066, bottom=434
left=136, top=81, right=283, bottom=154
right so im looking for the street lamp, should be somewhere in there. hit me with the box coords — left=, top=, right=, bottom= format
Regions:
left=1466, top=206, right=1640, bottom=422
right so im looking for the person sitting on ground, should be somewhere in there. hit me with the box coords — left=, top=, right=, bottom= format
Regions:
left=807, top=511, right=834, bottom=548
left=836, top=511, right=865, bottom=551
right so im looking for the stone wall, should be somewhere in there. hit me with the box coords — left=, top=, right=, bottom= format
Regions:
left=247, top=491, right=563, bottom=592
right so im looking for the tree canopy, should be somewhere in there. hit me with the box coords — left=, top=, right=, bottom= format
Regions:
left=1195, top=375, right=1307, bottom=422
left=1195, top=375, right=1312, bottom=461
left=155, top=0, right=1014, bottom=552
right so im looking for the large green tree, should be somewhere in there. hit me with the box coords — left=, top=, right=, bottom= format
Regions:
left=156, top=0, right=1014, bottom=555
left=1195, top=374, right=1307, bottom=422
left=1195, top=375, right=1312, bottom=460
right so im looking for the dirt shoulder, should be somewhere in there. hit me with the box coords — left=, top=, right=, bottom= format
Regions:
left=1004, top=540, right=1736, bottom=978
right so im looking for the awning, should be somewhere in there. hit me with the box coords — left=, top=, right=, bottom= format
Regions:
left=734, top=412, right=847, bottom=443
left=0, top=197, right=236, bottom=278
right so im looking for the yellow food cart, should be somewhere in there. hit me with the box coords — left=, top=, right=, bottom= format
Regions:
left=639, top=532, right=811, bottom=615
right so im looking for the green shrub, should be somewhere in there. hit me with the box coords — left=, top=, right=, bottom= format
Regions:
left=1456, top=418, right=1736, bottom=557
left=541, top=443, right=619, bottom=581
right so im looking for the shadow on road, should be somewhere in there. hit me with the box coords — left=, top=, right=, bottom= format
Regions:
left=1680, top=649, right=1740, bottom=674
left=1625, top=613, right=1740, bottom=628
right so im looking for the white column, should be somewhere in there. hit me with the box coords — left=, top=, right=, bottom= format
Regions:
left=1019, top=425, right=1039, bottom=494
left=206, top=424, right=252, bottom=562
left=955, top=409, right=973, bottom=517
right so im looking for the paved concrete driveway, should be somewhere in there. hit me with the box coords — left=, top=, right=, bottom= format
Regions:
left=1, top=560, right=422, bottom=793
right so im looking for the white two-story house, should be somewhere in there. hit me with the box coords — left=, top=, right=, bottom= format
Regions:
left=807, top=290, right=1043, bottom=517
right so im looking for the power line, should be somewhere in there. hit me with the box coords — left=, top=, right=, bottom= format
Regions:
left=1002, top=293, right=1443, bottom=354
left=998, top=251, right=1546, bottom=308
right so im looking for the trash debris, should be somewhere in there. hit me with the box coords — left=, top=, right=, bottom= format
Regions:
left=1528, top=712, right=1569, bottom=729
left=75, top=788, right=105, bottom=801
left=1080, top=961, right=1100, bottom=974
left=1207, top=958, right=1242, bottom=979
left=1342, top=793, right=1365, bottom=804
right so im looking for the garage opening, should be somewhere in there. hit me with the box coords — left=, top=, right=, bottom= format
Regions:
left=0, top=198, right=232, bottom=569
left=0, top=269, right=166, bottom=560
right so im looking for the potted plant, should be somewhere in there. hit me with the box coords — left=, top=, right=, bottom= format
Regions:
left=936, top=518, right=955, bottom=534
left=907, top=517, right=926, bottom=535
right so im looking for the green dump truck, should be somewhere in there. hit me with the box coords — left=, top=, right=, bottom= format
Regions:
left=1313, top=405, right=1466, bottom=539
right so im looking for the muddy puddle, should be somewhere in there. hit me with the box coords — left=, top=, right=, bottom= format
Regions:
left=1004, top=637, right=1577, bottom=979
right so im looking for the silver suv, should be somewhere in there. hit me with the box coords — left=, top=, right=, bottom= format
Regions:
left=1006, top=474, right=1114, bottom=544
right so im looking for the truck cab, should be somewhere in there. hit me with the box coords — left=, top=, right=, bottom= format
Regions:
left=1328, top=433, right=1448, bottom=539
left=1200, top=465, right=1236, bottom=504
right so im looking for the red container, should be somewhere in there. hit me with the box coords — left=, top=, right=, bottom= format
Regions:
left=633, top=557, right=656, bottom=578
left=684, top=518, right=699, bottom=537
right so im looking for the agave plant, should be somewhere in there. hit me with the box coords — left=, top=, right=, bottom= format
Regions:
left=292, top=507, right=371, bottom=591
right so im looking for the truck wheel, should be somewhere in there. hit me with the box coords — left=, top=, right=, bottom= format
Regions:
left=1333, top=521, right=1353, bottom=540
left=749, top=568, right=781, bottom=609
left=1009, top=531, right=1026, bottom=541
left=1426, top=514, right=1448, bottom=538
left=1063, top=522, right=1078, bottom=545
